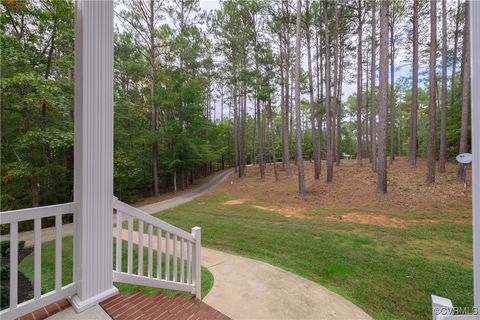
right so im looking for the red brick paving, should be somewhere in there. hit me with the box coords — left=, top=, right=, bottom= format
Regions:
left=16, top=293, right=227, bottom=320
left=17, top=298, right=71, bottom=320
left=100, top=292, right=230, bottom=320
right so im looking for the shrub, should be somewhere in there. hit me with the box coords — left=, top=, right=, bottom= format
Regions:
left=0, top=265, right=9, bottom=280
left=0, top=240, right=26, bottom=257
left=0, top=241, right=9, bottom=257
left=0, top=286, right=8, bottom=310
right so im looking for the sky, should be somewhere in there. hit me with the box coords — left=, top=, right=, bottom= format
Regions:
left=199, top=0, right=221, bottom=12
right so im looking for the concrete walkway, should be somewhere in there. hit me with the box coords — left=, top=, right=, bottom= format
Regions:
left=202, top=248, right=371, bottom=320
left=15, top=167, right=371, bottom=319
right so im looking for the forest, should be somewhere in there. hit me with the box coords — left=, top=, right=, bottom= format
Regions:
left=0, top=0, right=471, bottom=209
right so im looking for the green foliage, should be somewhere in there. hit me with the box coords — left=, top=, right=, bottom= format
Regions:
left=0, top=241, right=9, bottom=257
left=1, top=286, right=8, bottom=310
left=1, top=0, right=235, bottom=208
left=1, top=1, right=75, bottom=210
left=0, top=240, right=25, bottom=257
left=0, top=265, right=10, bottom=280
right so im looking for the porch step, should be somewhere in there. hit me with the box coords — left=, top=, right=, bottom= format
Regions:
left=100, top=292, right=230, bottom=320
left=18, top=299, right=71, bottom=320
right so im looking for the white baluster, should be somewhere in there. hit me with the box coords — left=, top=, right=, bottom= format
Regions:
left=173, top=235, right=177, bottom=282
left=34, top=218, right=41, bottom=299
left=148, top=224, right=153, bottom=278
left=180, top=238, right=184, bottom=283
left=187, top=241, right=191, bottom=284
left=116, top=211, right=122, bottom=272
left=192, top=227, right=201, bottom=299
left=165, top=231, right=170, bottom=281
left=10, top=222, right=18, bottom=308
left=127, top=216, right=133, bottom=274
left=157, top=228, right=162, bottom=279
left=138, top=220, right=143, bottom=276
left=55, top=214, right=62, bottom=291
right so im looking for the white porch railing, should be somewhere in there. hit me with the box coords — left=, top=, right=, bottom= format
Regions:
left=0, top=203, right=77, bottom=320
left=0, top=199, right=201, bottom=319
left=112, top=198, right=201, bottom=299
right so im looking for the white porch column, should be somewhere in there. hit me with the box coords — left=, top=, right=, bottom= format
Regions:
left=471, top=0, right=480, bottom=311
left=70, top=0, right=118, bottom=312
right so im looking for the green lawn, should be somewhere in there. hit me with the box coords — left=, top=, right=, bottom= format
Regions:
left=18, top=236, right=213, bottom=299
left=151, top=192, right=473, bottom=320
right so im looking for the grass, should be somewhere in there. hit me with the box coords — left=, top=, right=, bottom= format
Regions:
left=18, top=236, right=213, bottom=299
left=151, top=192, right=473, bottom=320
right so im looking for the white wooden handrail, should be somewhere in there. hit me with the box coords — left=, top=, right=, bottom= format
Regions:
left=113, top=198, right=194, bottom=241
left=0, top=203, right=77, bottom=320
left=0, top=202, right=76, bottom=224
left=112, top=198, right=201, bottom=298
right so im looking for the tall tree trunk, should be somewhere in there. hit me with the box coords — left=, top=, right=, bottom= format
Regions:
left=150, top=0, right=159, bottom=196
left=279, top=32, right=288, bottom=173
left=370, top=0, right=377, bottom=172
left=439, top=0, right=448, bottom=172
left=233, top=85, right=239, bottom=174
left=333, top=3, right=341, bottom=166
left=306, top=0, right=320, bottom=179
left=365, top=45, right=370, bottom=161
left=450, top=0, right=461, bottom=107
left=409, top=0, right=419, bottom=166
left=268, top=98, right=279, bottom=181
left=397, top=124, right=401, bottom=156
left=337, top=37, right=344, bottom=165
left=324, top=0, right=334, bottom=182
left=377, top=0, right=389, bottom=193
left=220, top=82, right=224, bottom=122
left=426, top=0, right=437, bottom=184
left=290, top=60, right=295, bottom=163
left=257, top=96, right=265, bottom=179
left=295, top=0, right=306, bottom=196
left=252, top=101, right=257, bottom=165
left=242, top=82, right=248, bottom=175
left=315, top=20, right=322, bottom=173
left=389, top=8, right=395, bottom=164
left=356, top=0, right=363, bottom=166
left=458, top=0, right=470, bottom=178
left=281, top=1, right=292, bottom=176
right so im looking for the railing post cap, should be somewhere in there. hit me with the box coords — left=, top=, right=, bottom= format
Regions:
left=191, top=226, right=201, bottom=233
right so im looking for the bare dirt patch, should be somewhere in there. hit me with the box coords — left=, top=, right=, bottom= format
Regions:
left=327, top=213, right=412, bottom=228
left=223, top=199, right=248, bottom=205
left=220, top=158, right=472, bottom=219
left=251, top=205, right=309, bottom=218
left=328, top=212, right=471, bottom=228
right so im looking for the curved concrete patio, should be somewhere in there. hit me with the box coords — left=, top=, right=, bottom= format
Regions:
left=202, top=248, right=371, bottom=320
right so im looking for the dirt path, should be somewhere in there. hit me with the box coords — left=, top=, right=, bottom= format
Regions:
left=138, top=168, right=234, bottom=214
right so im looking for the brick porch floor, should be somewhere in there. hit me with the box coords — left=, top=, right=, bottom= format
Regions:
left=100, top=292, right=230, bottom=320
left=17, top=292, right=229, bottom=320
